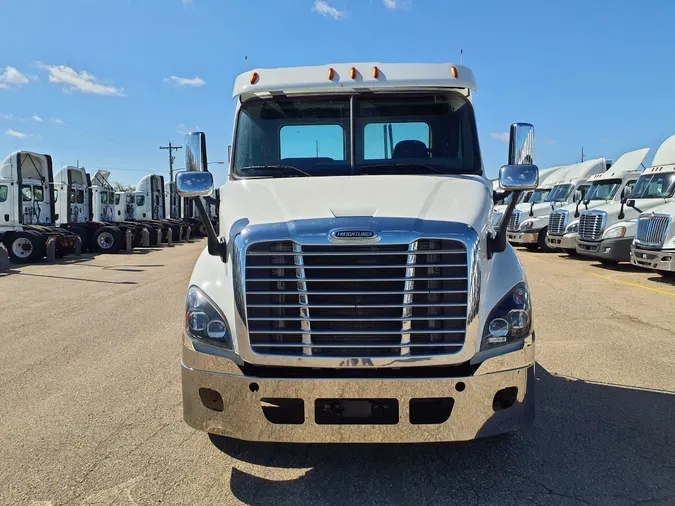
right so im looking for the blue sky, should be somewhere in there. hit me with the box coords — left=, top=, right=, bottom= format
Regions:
left=1, top=0, right=675, bottom=187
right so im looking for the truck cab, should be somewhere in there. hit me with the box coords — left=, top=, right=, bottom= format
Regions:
left=507, top=159, right=609, bottom=250
left=546, top=148, right=648, bottom=254
left=175, top=63, right=540, bottom=443
left=90, top=170, right=116, bottom=223
left=630, top=200, right=675, bottom=277
left=577, top=135, right=675, bottom=264
left=0, top=151, right=78, bottom=262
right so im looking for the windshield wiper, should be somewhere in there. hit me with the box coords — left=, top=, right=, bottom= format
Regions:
left=239, top=165, right=311, bottom=177
left=360, top=163, right=447, bottom=175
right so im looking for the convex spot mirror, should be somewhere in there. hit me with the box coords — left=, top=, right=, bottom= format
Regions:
left=176, top=171, right=214, bottom=198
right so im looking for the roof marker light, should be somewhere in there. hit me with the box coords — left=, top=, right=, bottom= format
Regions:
left=450, top=66, right=459, bottom=78
left=328, top=67, right=335, bottom=80
left=250, top=72, right=259, bottom=85
left=372, top=66, right=379, bottom=79
left=350, top=67, right=357, bottom=80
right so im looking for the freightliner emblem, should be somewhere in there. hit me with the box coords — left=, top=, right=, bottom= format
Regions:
left=329, top=229, right=379, bottom=242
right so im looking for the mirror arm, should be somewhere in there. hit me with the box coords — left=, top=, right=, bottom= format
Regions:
left=574, top=200, right=581, bottom=218
left=618, top=200, right=625, bottom=220
left=488, top=191, right=521, bottom=259
left=529, top=200, right=535, bottom=217
left=193, top=197, right=227, bottom=262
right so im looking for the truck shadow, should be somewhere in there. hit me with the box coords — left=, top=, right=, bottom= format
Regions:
left=210, top=366, right=675, bottom=505
left=590, top=262, right=648, bottom=274
left=647, top=275, right=675, bottom=287
left=15, top=272, right=137, bottom=285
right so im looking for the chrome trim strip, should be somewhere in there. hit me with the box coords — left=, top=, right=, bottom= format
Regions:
left=293, top=243, right=312, bottom=356
left=400, top=241, right=417, bottom=356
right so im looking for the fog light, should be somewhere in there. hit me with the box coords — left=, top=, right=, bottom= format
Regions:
left=207, top=319, right=227, bottom=339
left=488, top=318, right=509, bottom=343
left=663, top=256, right=672, bottom=262
left=604, top=247, right=611, bottom=253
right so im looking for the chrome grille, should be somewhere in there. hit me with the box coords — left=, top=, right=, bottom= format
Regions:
left=244, top=240, right=468, bottom=357
left=578, top=212, right=605, bottom=241
left=507, top=211, right=521, bottom=231
left=635, top=214, right=671, bottom=248
left=548, top=210, right=568, bottom=236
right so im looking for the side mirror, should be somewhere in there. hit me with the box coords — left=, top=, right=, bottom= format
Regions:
left=621, top=186, right=632, bottom=200
left=176, top=171, right=214, bottom=198
left=499, top=164, right=539, bottom=191
left=573, top=190, right=582, bottom=203
left=508, top=122, right=535, bottom=166
left=185, top=132, right=208, bottom=172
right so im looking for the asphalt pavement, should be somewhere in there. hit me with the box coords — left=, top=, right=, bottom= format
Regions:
left=1, top=242, right=673, bottom=506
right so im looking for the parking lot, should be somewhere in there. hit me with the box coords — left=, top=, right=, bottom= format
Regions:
left=1, top=241, right=674, bottom=506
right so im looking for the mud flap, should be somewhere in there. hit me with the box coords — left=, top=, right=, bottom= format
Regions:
left=74, top=236, right=82, bottom=256
left=125, top=229, right=133, bottom=251
left=141, top=228, right=150, bottom=247
left=0, top=243, right=9, bottom=272
left=46, top=236, right=56, bottom=263
left=167, top=227, right=173, bottom=246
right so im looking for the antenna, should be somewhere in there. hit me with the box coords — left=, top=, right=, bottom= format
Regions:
left=460, top=49, right=463, bottom=65
left=581, top=146, right=584, bottom=162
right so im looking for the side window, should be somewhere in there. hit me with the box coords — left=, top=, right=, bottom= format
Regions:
left=115, top=194, right=121, bottom=205
left=33, top=186, right=44, bottom=202
left=77, top=190, right=85, bottom=204
left=136, top=195, right=145, bottom=207
left=0, top=185, right=8, bottom=203
left=53, top=189, right=59, bottom=202
left=101, top=192, right=108, bottom=204
left=22, top=185, right=32, bottom=202
left=364, top=122, right=430, bottom=160
left=624, top=180, right=637, bottom=198
left=70, top=188, right=77, bottom=202
left=576, top=185, right=590, bottom=201
left=280, top=124, right=345, bottom=160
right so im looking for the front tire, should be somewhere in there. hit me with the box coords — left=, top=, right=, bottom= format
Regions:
left=599, top=259, right=619, bottom=266
left=93, top=226, right=122, bottom=254
left=537, top=229, right=552, bottom=252
left=564, top=248, right=578, bottom=257
left=6, top=230, right=46, bottom=263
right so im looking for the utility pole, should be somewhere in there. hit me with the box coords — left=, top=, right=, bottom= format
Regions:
left=160, top=142, right=182, bottom=182
left=581, top=146, right=584, bottom=162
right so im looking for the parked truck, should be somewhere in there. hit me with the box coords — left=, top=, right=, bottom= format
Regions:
left=175, top=63, right=540, bottom=443
left=505, top=161, right=606, bottom=250
left=630, top=200, right=675, bottom=278
left=131, top=174, right=189, bottom=243
left=577, top=134, right=675, bottom=264
left=0, top=151, right=79, bottom=263
left=545, top=148, right=648, bottom=255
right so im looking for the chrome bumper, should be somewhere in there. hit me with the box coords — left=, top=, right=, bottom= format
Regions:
left=507, top=231, right=538, bottom=244
left=545, top=233, right=577, bottom=250
left=181, top=336, right=535, bottom=443
left=631, top=246, right=675, bottom=272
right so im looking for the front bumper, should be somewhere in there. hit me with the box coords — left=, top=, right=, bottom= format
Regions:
left=181, top=336, right=535, bottom=443
left=631, top=246, right=675, bottom=272
left=576, top=237, right=633, bottom=262
left=507, top=231, right=539, bottom=244
left=545, top=233, right=577, bottom=250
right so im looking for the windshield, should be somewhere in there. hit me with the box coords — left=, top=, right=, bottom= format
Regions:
left=585, top=179, right=621, bottom=201
left=545, top=184, right=573, bottom=203
left=528, top=189, right=551, bottom=204
left=630, top=173, right=675, bottom=199
left=232, top=92, right=481, bottom=178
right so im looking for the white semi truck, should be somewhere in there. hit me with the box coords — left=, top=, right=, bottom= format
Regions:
left=545, top=148, right=648, bottom=254
left=506, top=160, right=609, bottom=250
left=175, top=63, right=540, bottom=443
left=577, top=134, right=675, bottom=264
left=630, top=200, right=675, bottom=278
left=0, top=151, right=79, bottom=263
left=129, top=174, right=189, bottom=243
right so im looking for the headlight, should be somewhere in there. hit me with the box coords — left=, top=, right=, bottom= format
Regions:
left=603, top=226, right=626, bottom=239
left=481, top=283, right=532, bottom=350
left=521, top=220, right=534, bottom=230
left=185, top=285, right=233, bottom=349
left=565, top=222, right=579, bottom=234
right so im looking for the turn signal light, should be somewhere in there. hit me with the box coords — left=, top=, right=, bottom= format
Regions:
left=350, top=67, right=357, bottom=79
left=450, top=66, right=458, bottom=78
left=250, top=72, right=259, bottom=85
left=328, top=67, right=335, bottom=80
left=372, top=66, right=379, bottom=78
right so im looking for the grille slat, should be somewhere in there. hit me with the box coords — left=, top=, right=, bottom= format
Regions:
left=548, top=211, right=568, bottom=236
left=245, top=239, right=468, bottom=358
left=578, top=212, right=605, bottom=241
left=507, top=211, right=521, bottom=231
left=636, top=214, right=671, bottom=248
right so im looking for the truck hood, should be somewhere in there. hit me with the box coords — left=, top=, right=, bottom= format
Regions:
left=219, top=175, right=492, bottom=235
left=556, top=199, right=612, bottom=215
left=515, top=201, right=566, bottom=218
left=587, top=198, right=670, bottom=227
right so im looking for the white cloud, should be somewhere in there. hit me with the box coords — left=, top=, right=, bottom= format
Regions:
left=543, top=137, right=557, bottom=145
left=52, top=118, right=64, bottom=125
left=382, top=0, right=410, bottom=9
left=0, top=66, right=30, bottom=88
left=383, top=0, right=397, bottom=8
left=0, top=113, right=12, bottom=119
left=38, top=63, right=125, bottom=96
left=164, top=75, right=206, bottom=87
left=312, top=0, right=346, bottom=20
left=32, top=114, right=43, bottom=122
left=177, top=124, right=189, bottom=135
left=7, top=128, right=28, bottom=138
left=490, top=132, right=509, bottom=142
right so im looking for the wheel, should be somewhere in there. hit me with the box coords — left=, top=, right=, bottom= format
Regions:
left=93, top=226, right=122, bottom=253
left=564, top=248, right=578, bottom=257
left=6, top=230, right=46, bottom=263
left=198, top=222, right=207, bottom=237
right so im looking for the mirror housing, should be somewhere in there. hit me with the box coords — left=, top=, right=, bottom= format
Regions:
left=181, top=132, right=227, bottom=262
left=176, top=171, right=214, bottom=199
left=489, top=123, right=539, bottom=258
left=573, top=190, right=582, bottom=203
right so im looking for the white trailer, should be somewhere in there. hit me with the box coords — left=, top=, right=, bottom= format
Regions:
left=506, top=158, right=610, bottom=250
left=545, top=148, right=648, bottom=254
left=0, top=151, right=79, bottom=263
left=175, top=62, right=540, bottom=443
left=577, top=134, right=675, bottom=264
